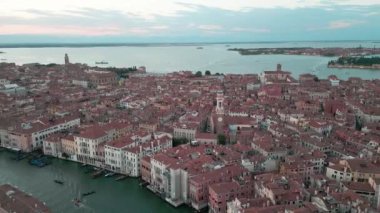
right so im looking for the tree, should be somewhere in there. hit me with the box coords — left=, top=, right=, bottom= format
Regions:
left=215, top=72, right=220, bottom=76
left=217, top=134, right=226, bottom=145
left=355, top=116, right=363, bottom=131
left=201, top=119, right=209, bottom=133
left=62, top=152, right=69, bottom=159
left=195, top=71, right=202, bottom=77
left=172, top=138, right=189, bottom=147
left=88, top=82, right=97, bottom=89
left=205, top=70, right=211, bottom=75
left=319, top=102, right=324, bottom=113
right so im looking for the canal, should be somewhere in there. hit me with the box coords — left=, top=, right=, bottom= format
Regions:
left=0, top=150, right=192, bottom=213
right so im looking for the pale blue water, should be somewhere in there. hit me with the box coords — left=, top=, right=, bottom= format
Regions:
left=1, top=41, right=379, bottom=80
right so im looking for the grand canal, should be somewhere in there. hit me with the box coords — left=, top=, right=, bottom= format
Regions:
left=0, top=150, right=192, bottom=213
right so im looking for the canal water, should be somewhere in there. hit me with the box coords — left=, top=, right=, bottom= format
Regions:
left=0, top=150, right=192, bottom=213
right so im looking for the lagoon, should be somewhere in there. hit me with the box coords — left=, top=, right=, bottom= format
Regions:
left=1, top=41, right=379, bottom=80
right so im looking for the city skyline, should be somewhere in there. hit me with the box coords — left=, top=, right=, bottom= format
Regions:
left=1, top=0, right=380, bottom=43
left=2, top=1, right=380, bottom=213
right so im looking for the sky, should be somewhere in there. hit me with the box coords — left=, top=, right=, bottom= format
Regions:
left=1, top=0, right=380, bottom=43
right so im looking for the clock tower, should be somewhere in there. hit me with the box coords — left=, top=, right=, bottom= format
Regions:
left=214, top=91, right=225, bottom=135
left=216, top=91, right=224, bottom=115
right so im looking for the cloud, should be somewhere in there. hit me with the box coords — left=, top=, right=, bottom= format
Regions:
left=0, top=24, right=172, bottom=36
left=333, top=0, right=380, bottom=7
left=122, top=25, right=171, bottom=36
left=0, top=0, right=196, bottom=20
left=308, top=19, right=366, bottom=31
left=149, top=25, right=169, bottom=30
left=2, top=0, right=380, bottom=21
left=0, top=24, right=122, bottom=36
left=362, top=12, right=380, bottom=17
left=0, top=0, right=379, bottom=39
left=327, top=20, right=365, bottom=29
left=231, top=27, right=270, bottom=33
left=196, top=25, right=270, bottom=35
left=179, top=0, right=380, bottom=12
left=125, top=27, right=150, bottom=35
left=198, top=25, right=223, bottom=31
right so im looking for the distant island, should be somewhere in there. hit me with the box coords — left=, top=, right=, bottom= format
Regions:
left=0, top=51, right=4, bottom=54
left=328, top=56, right=380, bottom=70
left=24, top=62, right=139, bottom=78
left=228, top=47, right=380, bottom=57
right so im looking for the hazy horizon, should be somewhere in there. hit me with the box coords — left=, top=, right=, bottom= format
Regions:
left=0, top=40, right=379, bottom=47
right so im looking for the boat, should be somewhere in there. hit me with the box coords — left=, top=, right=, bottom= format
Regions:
left=81, top=163, right=87, bottom=167
left=28, top=157, right=51, bottom=167
left=54, top=180, right=64, bottom=185
left=95, top=60, right=109, bottom=65
left=104, top=172, right=115, bottom=177
left=139, top=181, right=149, bottom=187
left=73, top=198, right=82, bottom=207
left=196, top=47, right=203, bottom=50
left=115, top=175, right=127, bottom=181
left=84, top=167, right=94, bottom=174
left=0, top=58, right=6, bottom=61
left=11, top=151, right=28, bottom=161
left=82, top=191, right=96, bottom=197
left=91, top=170, right=104, bottom=178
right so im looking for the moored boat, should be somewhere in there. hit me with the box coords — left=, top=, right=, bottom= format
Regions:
left=104, top=172, right=115, bottom=177
left=28, top=156, right=51, bottom=167
left=115, top=175, right=127, bottom=181
left=54, top=180, right=64, bottom=185
left=82, top=191, right=96, bottom=197
left=139, top=181, right=149, bottom=187
left=91, top=170, right=104, bottom=178
left=73, top=198, right=82, bottom=207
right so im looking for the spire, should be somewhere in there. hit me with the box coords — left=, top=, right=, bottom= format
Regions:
left=64, top=53, right=70, bottom=65
left=276, top=64, right=282, bottom=72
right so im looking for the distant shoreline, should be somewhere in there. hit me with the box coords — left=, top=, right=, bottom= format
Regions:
left=327, top=56, right=380, bottom=70
left=0, top=40, right=379, bottom=48
left=328, top=64, right=380, bottom=70
left=228, top=47, right=380, bottom=57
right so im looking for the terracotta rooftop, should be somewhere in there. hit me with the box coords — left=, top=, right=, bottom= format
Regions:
left=0, top=184, right=52, bottom=213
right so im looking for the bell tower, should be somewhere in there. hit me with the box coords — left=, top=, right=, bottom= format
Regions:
left=64, top=53, right=70, bottom=65
left=216, top=91, right=224, bottom=115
